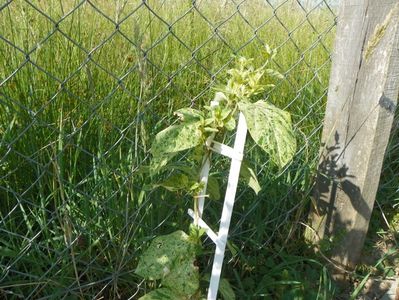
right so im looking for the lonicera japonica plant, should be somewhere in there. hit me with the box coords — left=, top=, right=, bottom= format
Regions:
left=136, top=47, right=296, bottom=300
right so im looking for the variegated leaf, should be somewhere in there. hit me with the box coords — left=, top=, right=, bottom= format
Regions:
left=151, top=122, right=203, bottom=159
left=239, top=100, right=296, bottom=168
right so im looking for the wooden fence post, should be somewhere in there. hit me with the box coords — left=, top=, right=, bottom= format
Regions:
left=308, top=0, right=399, bottom=274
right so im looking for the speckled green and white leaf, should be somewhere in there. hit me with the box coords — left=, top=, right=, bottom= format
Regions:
left=138, top=288, right=186, bottom=300
left=239, top=100, right=296, bottom=168
left=149, top=152, right=177, bottom=176
left=135, top=231, right=196, bottom=281
left=162, top=256, right=199, bottom=297
left=151, top=122, right=203, bottom=158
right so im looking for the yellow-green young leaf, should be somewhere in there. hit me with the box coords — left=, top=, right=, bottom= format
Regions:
left=213, top=91, right=228, bottom=103
left=239, top=161, right=261, bottom=195
left=265, top=68, right=284, bottom=79
left=151, top=122, right=203, bottom=158
left=239, top=100, right=296, bottom=168
left=204, top=127, right=219, bottom=133
left=174, top=108, right=203, bottom=122
left=224, top=116, right=236, bottom=131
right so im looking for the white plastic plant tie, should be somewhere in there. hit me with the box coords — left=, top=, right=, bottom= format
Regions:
left=187, top=209, right=219, bottom=245
left=208, top=112, right=248, bottom=300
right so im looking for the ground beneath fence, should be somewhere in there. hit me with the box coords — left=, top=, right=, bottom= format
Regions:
left=359, top=278, right=398, bottom=300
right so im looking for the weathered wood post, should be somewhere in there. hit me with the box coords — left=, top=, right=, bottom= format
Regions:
left=308, top=0, right=399, bottom=275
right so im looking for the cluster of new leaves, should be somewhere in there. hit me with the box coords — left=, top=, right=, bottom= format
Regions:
left=214, top=53, right=296, bottom=169
left=150, top=52, right=296, bottom=181
left=136, top=51, right=297, bottom=299
left=217, top=47, right=282, bottom=102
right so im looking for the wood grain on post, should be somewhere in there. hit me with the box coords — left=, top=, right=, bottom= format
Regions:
left=308, top=0, right=399, bottom=274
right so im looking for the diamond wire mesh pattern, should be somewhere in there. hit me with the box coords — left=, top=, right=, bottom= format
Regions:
left=4, top=0, right=394, bottom=298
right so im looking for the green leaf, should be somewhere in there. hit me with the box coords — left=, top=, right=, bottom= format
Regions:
left=136, top=231, right=200, bottom=298
left=202, top=276, right=235, bottom=300
left=219, top=278, right=236, bottom=300
left=265, top=68, right=284, bottom=79
left=151, top=122, right=203, bottom=158
left=207, top=175, right=221, bottom=200
left=204, top=127, right=219, bottom=133
left=239, top=100, right=296, bottom=168
left=154, top=173, right=190, bottom=192
left=161, top=163, right=199, bottom=179
left=264, top=44, right=277, bottom=60
left=189, top=182, right=205, bottom=195
left=174, top=108, right=203, bottom=122
left=224, top=116, right=236, bottom=131
left=204, top=118, right=214, bottom=126
left=239, top=161, right=261, bottom=195
left=0, top=246, right=18, bottom=258
left=162, top=257, right=199, bottom=296
left=138, top=288, right=186, bottom=300
left=213, top=91, right=228, bottom=103
left=136, top=231, right=196, bottom=281
left=189, top=223, right=206, bottom=243
left=219, top=107, right=231, bottom=120
left=150, top=152, right=178, bottom=175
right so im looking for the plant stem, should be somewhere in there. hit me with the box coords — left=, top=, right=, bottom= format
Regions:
left=194, top=148, right=212, bottom=225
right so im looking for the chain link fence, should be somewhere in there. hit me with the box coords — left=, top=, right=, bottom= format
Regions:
left=2, top=0, right=395, bottom=299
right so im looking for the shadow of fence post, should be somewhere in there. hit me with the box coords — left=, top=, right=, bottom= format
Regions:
left=307, top=0, right=399, bottom=278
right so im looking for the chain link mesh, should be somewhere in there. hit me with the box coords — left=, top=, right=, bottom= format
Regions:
left=2, top=0, right=396, bottom=299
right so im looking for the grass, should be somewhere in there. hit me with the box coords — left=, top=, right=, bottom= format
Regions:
left=0, top=0, right=377, bottom=298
